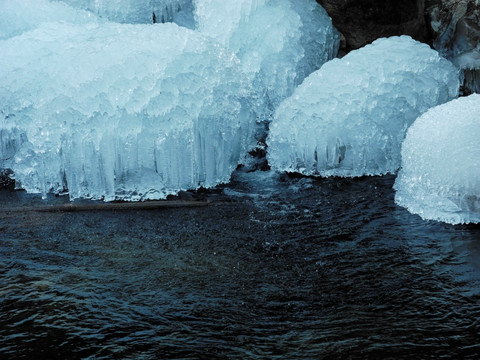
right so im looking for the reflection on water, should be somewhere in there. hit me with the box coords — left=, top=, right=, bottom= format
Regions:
left=1, top=171, right=479, bottom=359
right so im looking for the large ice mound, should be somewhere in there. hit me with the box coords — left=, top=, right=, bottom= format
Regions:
left=394, top=94, right=480, bottom=225
left=56, top=0, right=339, bottom=112
left=0, top=0, right=99, bottom=40
left=0, top=22, right=257, bottom=201
left=57, top=0, right=195, bottom=27
left=267, top=36, right=460, bottom=177
left=194, top=0, right=339, bottom=111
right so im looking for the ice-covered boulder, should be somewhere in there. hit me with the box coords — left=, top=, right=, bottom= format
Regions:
left=394, top=94, right=480, bottom=225
left=267, top=36, right=460, bottom=177
left=193, top=0, right=339, bottom=111
left=0, top=0, right=99, bottom=40
left=57, top=0, right=195, bottom=27
left=0, top=22, right=257, bottom=201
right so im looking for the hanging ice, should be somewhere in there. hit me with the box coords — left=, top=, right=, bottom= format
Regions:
left=56, top=0, right=195, bottom=27
left=193, top=0, right=339, bottom=111
left=0, top=22, right=257, bottom=201
left=0, top=0, right=100, bottom=40
left=267, top=36, right=460, bottom=177
left=394, top=94, right=480, bottom=225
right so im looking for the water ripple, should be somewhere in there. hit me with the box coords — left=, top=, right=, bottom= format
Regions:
left=1, top=172, right=480, bottom=359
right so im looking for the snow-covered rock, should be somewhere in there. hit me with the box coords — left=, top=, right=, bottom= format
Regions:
left=394, top=94, right=480, bottom=225
left=267, top=36, right=460, bottom=177
left=193, top=0, right=339, bottom=111
left=0, top=22, right=257, bottom=201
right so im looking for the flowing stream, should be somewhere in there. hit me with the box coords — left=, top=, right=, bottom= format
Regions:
left=1, top=170, right=479, bottom=359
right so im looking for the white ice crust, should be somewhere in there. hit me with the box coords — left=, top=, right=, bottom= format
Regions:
left=54, top=0, right=339, bottom=110
left=394, top=94, right=480, bottom=225
left=267, top=36, right=460, bottom=177
left=0, top=0, right=340, bottom=201
left=4, top=1, right=468, bottom=211
left=57, top=0, right=195, bottom=27
left=194, top=0, right=339, bottom=110
left=0, top=22, right=256, bottom=201
left=0, top=0, right=100, bottom=40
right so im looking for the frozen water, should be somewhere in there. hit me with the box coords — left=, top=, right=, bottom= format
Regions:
left=57, top=0, right=195, bottom=27
left=394, top=94, right=480, bottom=225
left=267, top=36, right=460, bottom=177
left=52, top=0, right=339, bottom=110
left=50, top=0, right=339, bottom=110
left=193, top=0, right=339, bottom=110
left=454, top=49, right=480, bottom=94
left=0, top=0, right=336, bottom=202
left=0, top=0, right=99, bottom=40
left=194, top=0, right=268, bottom=47
left=453, top=48, right=480, bottom=70
left=0, top=22, right=257, bottom=201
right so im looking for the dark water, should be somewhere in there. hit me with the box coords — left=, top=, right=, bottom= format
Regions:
left=1, top=171, right=479, bottom=359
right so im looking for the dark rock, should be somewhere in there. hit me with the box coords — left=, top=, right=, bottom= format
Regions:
left=425, top=0, right=480, bottom=93
left=316, top=0, right=428, bottom=51
left=0, top=168, right=15, bottom=190
left=426, top=0, right=479, bottom=54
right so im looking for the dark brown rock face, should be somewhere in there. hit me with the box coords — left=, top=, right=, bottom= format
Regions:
left=425, top=0, right=480, bottom=93
left=316, top=0, right=428, bottom=52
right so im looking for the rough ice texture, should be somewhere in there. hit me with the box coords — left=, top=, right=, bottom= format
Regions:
left=454, top=49, right=480, bottom=94
left=58, top=0, right=195, bottom=27
left=0, top=22, right=256, bottom=201
left=193, top=0, right=339, bottom=111
left=267, top=36, right=460, bottom=177
left=394, top=94, right=480, bottom=225
left=0, top=0, right=99, bottom=40
left=56, top=0, right=339, bottom=111
left=453, top=48, right=480, bottom=70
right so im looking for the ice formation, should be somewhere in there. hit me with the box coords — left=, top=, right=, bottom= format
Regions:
left=53, top=0, right=339, bottom=110
left=453, top=49, right=480, bottom=94
left=0, top=0, right=99, bottom=40
left=193, top=0, right=339, bottom=110
left=0, top=22, right=257, bottom=201
left=57, top=0, right=195, bottom=27
left=394, top=94, right=480, bottom=225
left=267, top=36, right=460, bottom=177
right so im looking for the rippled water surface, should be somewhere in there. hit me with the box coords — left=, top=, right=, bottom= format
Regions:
left=1, top=171, right=479, bottom=359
